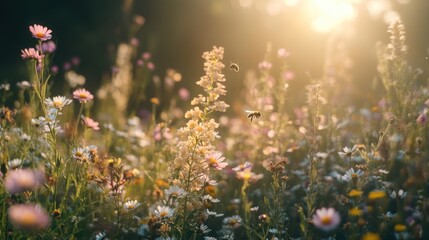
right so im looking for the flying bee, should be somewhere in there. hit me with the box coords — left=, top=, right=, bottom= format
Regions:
left=230, top=62, right=239, bottom=72
left=245, top=110, right=262, bottom=122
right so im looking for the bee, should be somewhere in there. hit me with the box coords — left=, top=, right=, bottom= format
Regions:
left=245, top=110, right=262, bottom=122
left=230, top=62, right=239, bottom=72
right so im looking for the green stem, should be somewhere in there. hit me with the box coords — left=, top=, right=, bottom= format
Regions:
left=74, top=104, right=84, bottom=138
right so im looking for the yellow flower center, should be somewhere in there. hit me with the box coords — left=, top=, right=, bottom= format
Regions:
left=348, top=189, right=363, bottom=198
left=160, top=211, right=168, bottom=218
left=351, top=173, right=358, bottom=178
left=228, top=220, right=237, bottom=227
left=394, top=224, right=407, bottom=232
left=208, top=157, right=218, bottom=165
left=18, top=175, right=35, bottom=188
left=20, top=212, right=37, bottom=226
left=239, top=171, right=252, bottom=180
left=79, top=93, right=88, bottom=99
left=368, top=191, right=386, bottom=200
left=320, top=216, right=332, bottom=225
left=36, top=32, right=45, bottom=38
left=349, top=208, right=362, bottom=216
left=53, top=101, right=62, bottom=108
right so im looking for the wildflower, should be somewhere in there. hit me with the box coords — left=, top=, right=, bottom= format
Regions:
left=207, top=209, right=224, bottom=218
left=203, top=195, right=220, bottom=203
left=0, top=83, right=10, bottom=91
left=21, top=48, right=42, bottom=61
left=390, top=189, right=407, bottom=199
left=73, top=88, right=94, bottom=103
left=8, top=204, right=50, bottom=230
left=82, top=116, right=100, bottom=131
left=95, top=231, right=107, bottom=240
left=368, top=191, right=386, bottom=200
left=258, top=60, right=272, bottom=70
left=361, top=232, right=381, bottom=240
left=250, top=206, right=259, bottom=212
left=65, top=71, right=86, bottom=88
left=134, top=15, right=145, bottom=25
left=71, top=56, right=80, bottom=66
left=380, top=212, right=396, bottom=220
left=232, top=161, right=253, bottom=172
left=394, top=224, right=407, bottom=232
left=16, top=81, right=32, bottom=89
left=29, top=24, right=52, bottom=41
left=45, top=96, right=72, bottom=110
left=342, top=168, right=364, bottom=182
left=150, top=97, right=160, bottom=105
left=277, top=48, right=290, bottom=58
left=5, top=169, right=45, bottom=194
left=311, top=207, right=341, bottom=232
left=387, top=18, right=406, bottom=59
left=348, top=189, right=363, bottom=198
left=147, top=62, right=155, bottom=70
left=136, top=59, right=144, bottom=66
left=123, top=200, right=141, bottom=211
left=349, top=208, right=362, bottom=217
left=154, top=206, right=175, bottom=219
left=178, top=87, right=190, bottom=101
left=199, top=224, right=211, bottom=234
left=338, top=146, right=357, bottom=159
left=31, top=116, right=60, bottom=133
left=378, top=169, right=389, bottom=175
left=38, top=40, right=56, bottom=53
left=51, top=65, right=59, bottom=74
left=8, top=159, right=23, bottom=169
left=142, top=52, right=151, bottom=60
left=123, top=168, right=140, bottom=180
left=223, top=215, right=242, bottom=229
left=155, top=179, right=169, bottom=188
left=234, top=162, right=263, bottom=182
left=205, top=151, right=228, bottom=170
left=416, top=113, right=427, bottom=125
left=165, top=185, right=187, bottom=199
left=258, top=213, right=270, bottom=223
left=71, top=147, right=90, bottom=163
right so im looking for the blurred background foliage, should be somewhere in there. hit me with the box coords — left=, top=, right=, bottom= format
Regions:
left=1, top=0, right=428, bottom=110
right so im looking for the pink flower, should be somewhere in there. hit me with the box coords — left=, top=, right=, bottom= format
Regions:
left=277, top=48, right=290, bottom=58
left=130, top=37, right=139, bottom=47
left=29, top=24, right=52, bottom=41
left=37, top=40, right=56, bottom=53
left=178, top=88, right=190, bottom=101
left=21, top=48, right=42, bottom=62
left=312, top=207, right=341, bottom=231
left=5, top=169, right=45, bottom=194
left=71, top=56, right=80, bottom=66
left=142, top=52, right=151, bottom=60
left=8, top=204, right=51, bottom=230
left=82, top=116, right=100, bottom=131
left=205, top=151, right=228, bottom=170
left=73, top=88, right=94, bottom=103
left=258, top=60, right=272, bottom=70
left=284, top=70, right=295, bottom=80
left=134, top=15, right=145, bottom=25
left=416, top=113, right=427, bottom=125
left=147, top=62, right=155, bottom=70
